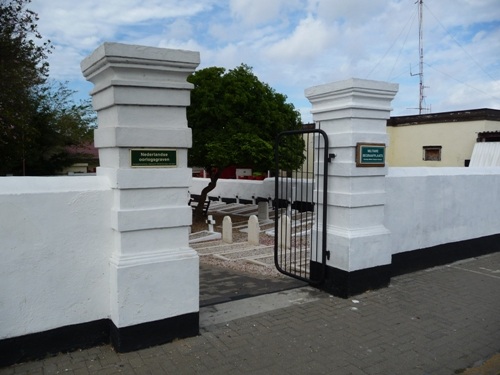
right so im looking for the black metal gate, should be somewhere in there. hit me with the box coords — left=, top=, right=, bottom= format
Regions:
left=274, top=128, right=331, bottom=284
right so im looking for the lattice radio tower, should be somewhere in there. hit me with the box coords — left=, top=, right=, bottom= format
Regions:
left=410, top=0, right=429, bottom=114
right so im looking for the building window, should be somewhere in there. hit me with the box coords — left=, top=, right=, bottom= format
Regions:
left=423, top=146, right=442, bottom=161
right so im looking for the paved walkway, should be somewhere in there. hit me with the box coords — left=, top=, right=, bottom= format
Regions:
left=200, top=263, right=306, bottom=307
left=2, top=253, right=500, bottom=374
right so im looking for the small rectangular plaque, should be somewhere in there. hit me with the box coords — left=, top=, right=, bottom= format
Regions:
left=356, top=143, right=385, bottom=167
left=130, top=149, right=177, bottom=167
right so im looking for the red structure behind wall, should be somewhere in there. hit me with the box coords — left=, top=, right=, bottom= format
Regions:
left=193, top=165, right=267, bottom=180
left=220, top=165, right=237, bottom=179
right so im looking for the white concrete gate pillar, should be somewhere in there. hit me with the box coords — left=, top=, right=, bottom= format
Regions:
left=81, top=43, right=200, bottom=351
left=305, top=78, right=398, bottom=297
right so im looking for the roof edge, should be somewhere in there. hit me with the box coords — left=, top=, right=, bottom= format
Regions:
left=387, top=108, right=500, bottom=126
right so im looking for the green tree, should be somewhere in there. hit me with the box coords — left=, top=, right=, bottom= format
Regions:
left=1, top=0, right=49, bottom=173
left=187, top=64, right=304, bottom=219
left=0, top=0, right=95, bottom=175
left=17, top=82, right=96, bottom=175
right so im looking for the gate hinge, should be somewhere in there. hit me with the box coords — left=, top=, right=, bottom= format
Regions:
left=328, top=153, right=336, bottom=163
left=325, top=250, right=331, bottom=260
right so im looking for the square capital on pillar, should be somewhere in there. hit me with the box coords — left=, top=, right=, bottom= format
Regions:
left=305, top=78, right=399, bottom=119
left=81, top=42, right=200, bottom=90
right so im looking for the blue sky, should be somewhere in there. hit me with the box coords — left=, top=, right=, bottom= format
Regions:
left=31, top=0, right=500, bottom=123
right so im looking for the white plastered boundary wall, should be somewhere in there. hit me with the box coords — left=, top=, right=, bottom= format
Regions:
left=386, top=167, right=500, bottom=255
left=0, top=177, right=113, bottom=339
left=1, top=162, right=499, bottom=342
left=1, top=64, right=499, bottom=358
left=190, top=177, right=274, bottom=202
left=191, top=167, right=500, bottom=259
left=190, top=177, right=313, bottom=203
left=2, top=155, right=499, bottom=341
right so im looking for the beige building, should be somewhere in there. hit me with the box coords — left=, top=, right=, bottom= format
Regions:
left=386, top=108, right=500, bottom=167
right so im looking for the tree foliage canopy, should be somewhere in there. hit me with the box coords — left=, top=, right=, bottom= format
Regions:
left=187, top=64, right=304, bottom=218
left=0, top=0, right=95, bottom=175
left=188, top=64, right=303, bottom=173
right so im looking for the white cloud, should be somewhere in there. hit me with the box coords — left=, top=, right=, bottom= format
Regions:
left=264, top=15, right=334, bottom=62
left=35, top=1, right=210, bottom=40
left=27, top=0, right=500, bottom=115
left=229, top=0, right=302, bottom=27
left=164, top=18, right=194, bottom=41
left=30, top=0, right=216, bottom=81
left=442, top=79, right=500, bottom=109
left=316, top=0, right=390, bottom=24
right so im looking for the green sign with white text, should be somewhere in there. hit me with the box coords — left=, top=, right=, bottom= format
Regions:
left=130, top=149, right=177, bottom=167
left=356, top=143, right=385, bottom=167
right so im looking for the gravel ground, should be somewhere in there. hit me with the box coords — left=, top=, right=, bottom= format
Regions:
left=191, top=213, right=286, bottom=279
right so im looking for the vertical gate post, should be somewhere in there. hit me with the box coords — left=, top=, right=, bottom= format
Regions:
left=81, top=43, right=200, bottom=351
left=305, top=78, right=398, bottom=297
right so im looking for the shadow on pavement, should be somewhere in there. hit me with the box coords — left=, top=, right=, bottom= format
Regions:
left=199, top=263, right=307, bottom=307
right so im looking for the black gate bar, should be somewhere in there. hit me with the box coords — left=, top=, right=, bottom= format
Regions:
left=274, top=128, right=330, bottom=284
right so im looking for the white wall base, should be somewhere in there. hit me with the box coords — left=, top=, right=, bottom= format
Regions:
left=109, top=249, right=199, bottom=328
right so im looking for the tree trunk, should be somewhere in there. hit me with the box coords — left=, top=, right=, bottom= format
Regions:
left=193, top=168, right=221, bottom=221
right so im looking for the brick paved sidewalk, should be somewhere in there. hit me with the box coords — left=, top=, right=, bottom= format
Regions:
left=2, top=253, right=499, bottom=375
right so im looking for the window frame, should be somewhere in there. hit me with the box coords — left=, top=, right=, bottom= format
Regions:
left=423, top=146, right=442, bottom=161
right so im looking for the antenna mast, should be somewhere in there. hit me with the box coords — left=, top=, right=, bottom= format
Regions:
left=411, top=0, right=427, bottom=114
